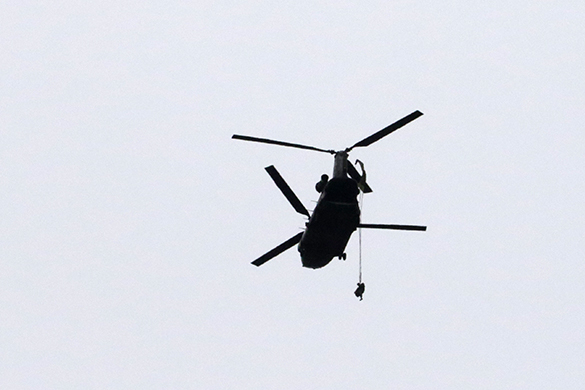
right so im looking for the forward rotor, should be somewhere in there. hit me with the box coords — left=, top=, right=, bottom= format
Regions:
left=232, top=110, right=423, bottom=156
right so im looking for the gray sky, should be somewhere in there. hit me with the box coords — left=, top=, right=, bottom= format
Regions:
left=2, top=1, right=584, bottom=389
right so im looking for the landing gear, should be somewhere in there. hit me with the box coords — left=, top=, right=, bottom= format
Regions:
left=338, top=253, right=347, bottom=260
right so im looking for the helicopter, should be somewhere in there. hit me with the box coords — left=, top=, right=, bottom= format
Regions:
left=232, top=110, right=427, bottom=270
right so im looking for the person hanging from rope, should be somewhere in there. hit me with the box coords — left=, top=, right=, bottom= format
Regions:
left=354, top=282, right=365, bottom=300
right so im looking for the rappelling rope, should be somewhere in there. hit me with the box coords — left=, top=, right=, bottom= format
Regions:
left=354, top=187, right=366, bottom=300
left=356, top=159, right=367, bottom=284
left=358, top=190, right=364, bottom=284
left=353, top=159, right=367, bottom=300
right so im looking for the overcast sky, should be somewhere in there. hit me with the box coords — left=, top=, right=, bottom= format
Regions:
left=2, top=1, right=584, bottom=389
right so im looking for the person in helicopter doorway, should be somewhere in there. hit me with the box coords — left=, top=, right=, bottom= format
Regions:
left=315, top=174, right=329, bottom=193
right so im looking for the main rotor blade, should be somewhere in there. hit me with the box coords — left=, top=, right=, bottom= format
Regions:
left=348, top=110, right=423, bottom=151
left=251, top=232, right=304, bottom=266
left=232, top=134, right=334, bottom=154
left=265, top=165, right=310, bottom=217
left=347, top=161, right=373, bottom=193
left=358, top=223, right=427, bottom=231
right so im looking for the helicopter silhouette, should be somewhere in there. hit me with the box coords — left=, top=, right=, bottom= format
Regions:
left=233, top=110, right=427, bottom=269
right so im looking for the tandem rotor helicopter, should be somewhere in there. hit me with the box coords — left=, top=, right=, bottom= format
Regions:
left=232, top=110, right=427, bottom=297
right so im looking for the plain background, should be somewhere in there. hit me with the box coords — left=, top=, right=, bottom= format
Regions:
left=1, top=1, right=584, bottom=389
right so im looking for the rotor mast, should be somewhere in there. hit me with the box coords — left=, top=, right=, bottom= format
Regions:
left=333, top=151, right=349, bottom=178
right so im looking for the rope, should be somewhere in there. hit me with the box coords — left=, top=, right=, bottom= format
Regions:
left=358, top=191, right=364, bottom=284
left=354, top=160, right=366, bottom=300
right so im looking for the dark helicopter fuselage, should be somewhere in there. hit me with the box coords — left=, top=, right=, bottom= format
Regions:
left=299, top=177, right=361, bottom=268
